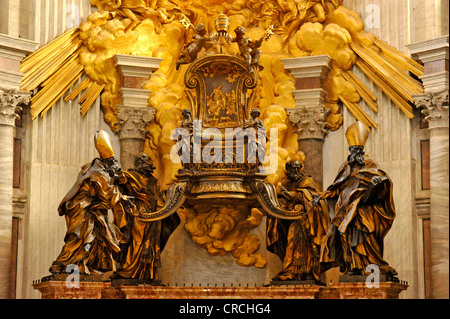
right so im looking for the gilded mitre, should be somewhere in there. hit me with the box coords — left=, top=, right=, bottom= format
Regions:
left=345, top=121, right=369, bottom=147
left=94, top=130, right=115, bottom=159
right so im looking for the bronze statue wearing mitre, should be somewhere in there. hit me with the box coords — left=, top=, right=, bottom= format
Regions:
left=49, top=130, right=129, bottom=275
left=318, top=121, right=397, bottom=279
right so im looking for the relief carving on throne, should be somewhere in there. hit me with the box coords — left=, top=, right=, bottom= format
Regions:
left=185, top=55, right=256, bottom=129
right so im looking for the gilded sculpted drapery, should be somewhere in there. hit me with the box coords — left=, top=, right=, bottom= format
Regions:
left=50, top=159, right=126, bottom=275
left=320, top=157, right=396, bottom=275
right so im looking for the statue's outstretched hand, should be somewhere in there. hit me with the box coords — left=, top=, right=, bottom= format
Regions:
left=371, top=176, right=383, bottom=185
left=311, top=194, right=321, bottom=207
left=280, top=186, right=291, bottom=199
left=123, top=195, right=136, bottom=211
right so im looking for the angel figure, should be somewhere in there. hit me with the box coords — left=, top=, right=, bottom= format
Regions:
left=281, top=0, right=344, bottom=44
left=232, top=25, right=273, bottom=73
left=208, top=85, right=227, bottom=121
left=232, top=26, right=264, bottom=73
left=90, top=0, right=174, bottom=30
left=176, top=23, right=213, bottom=70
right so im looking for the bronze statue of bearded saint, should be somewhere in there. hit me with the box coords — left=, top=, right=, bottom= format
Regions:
left=267, top=160, right=329, bottom=282
left=49, top=131, right=129, bottom=275
left=319, top=122, right=397, bottom=279
left=113, top=153, right=180, bottom=280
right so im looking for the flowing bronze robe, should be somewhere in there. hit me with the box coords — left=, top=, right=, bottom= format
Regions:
left=320, top=157, right=396, bottom=275
left=268, top=175, right=329, bottom=281
left=50, top=159, right=125, bottom=275
left=116, top=170, right=180, bottom=279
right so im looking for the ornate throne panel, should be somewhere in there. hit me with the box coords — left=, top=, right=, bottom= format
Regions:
left=185, top=54, right=257, bottom=129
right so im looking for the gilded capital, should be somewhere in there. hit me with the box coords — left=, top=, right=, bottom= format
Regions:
left=117, top=105, right=156, bottom=140
left=0, top=89, right=30, bottom=127
left=415, top=91, right=449, bottom=128
left=286, top=106, right=330, bottom=140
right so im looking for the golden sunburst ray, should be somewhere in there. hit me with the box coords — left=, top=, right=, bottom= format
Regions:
left=20, top=1, right=424, bottom=130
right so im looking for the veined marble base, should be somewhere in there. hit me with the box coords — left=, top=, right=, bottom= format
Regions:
left=157, top=216, right=283, bottom=287
left=32, top=281, right=408, bottom=299
left=319, top=282, right=409, bottom=299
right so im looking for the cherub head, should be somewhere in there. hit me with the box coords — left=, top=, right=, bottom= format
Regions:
left=234, top=26, right=246, bottom=37
left=195, top=23, right=207, bottom=35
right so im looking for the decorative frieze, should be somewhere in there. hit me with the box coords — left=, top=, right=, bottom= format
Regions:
left=0, top=33, right=38, bottom=89
left=119, top=88, right=152, bottom=107
left=281, top=55, right=332, bottom=82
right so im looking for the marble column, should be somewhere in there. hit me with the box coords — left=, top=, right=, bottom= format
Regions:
left=0, top=89, right=29, bottom=299
left=415, top=91, right=449, bottom=299
left=281, top=55, right=332, bottom=188
left=0, top=32, right=36, bottom=299
left=113, top=54, right=163, bottom=170
left=117, top=106, right=156, bottom=170
left=286, top=104, right=329, bottom=188
left=409, top=35, right=449, bottom=299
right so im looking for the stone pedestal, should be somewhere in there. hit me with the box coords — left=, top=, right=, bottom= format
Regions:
left=281, top=55, right=331, bottom=189
left=409, top=35, right=449, bottom=299
left=32, top=281, right=408, bottom=299
left=32, top=281, right=111, bottom=299
left=114, top=55, right=163, bottom=170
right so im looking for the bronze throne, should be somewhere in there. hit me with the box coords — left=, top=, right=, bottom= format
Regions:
left=135, top=53, right=304, bottom=224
